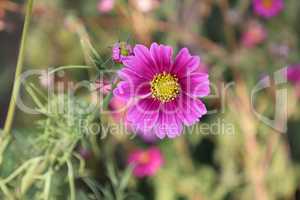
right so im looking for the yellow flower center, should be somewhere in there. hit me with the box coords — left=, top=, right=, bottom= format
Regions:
left=262, top=0, right=273, bottom=9
left=150, top=72, right=180, bottom=103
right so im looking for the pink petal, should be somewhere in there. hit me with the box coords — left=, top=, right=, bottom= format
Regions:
left=113, top=81, right=151, bottom=100
left=180, top=72, right=210, bottom=97
left=133, top=44, right=158, bottom=75
left=127, top=98, right=160, bottom=131
left=122, top=55, right=154, bottom=80
left=153, top=104, right=183, bottom=138
left=172, top=48, right=200, bottom=77
left=118, top=67, right=149, bottom=83
left=150, top=43, right=173, bottom=72
left=175, top=94, right=207, bottom=126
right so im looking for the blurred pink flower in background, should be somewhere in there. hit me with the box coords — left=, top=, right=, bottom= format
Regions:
left=128, top=147, right=163, bottom=177
left=252, top=0, right=283, bottom=18
left=97, top=0, right=115, bottom=13
left=109, top=96, right=128, bottom=122
left=0, top=20, right=5, bottom=31
left=90, top=80, right=112, bottom=105
left=241, top=21, right=267, bottom=48
left=39, top=70, right=54, bottom=88
left=286, top=64, right=300, bottom=85
left=285, top=64, right=300, bottom=98
left=131, top=0, right=160, bottom=12
left=112, top=42, right=133, bottom=63
left=93, top=80, right=112, bottom=95
left=79, top=147, right=92, bottom=160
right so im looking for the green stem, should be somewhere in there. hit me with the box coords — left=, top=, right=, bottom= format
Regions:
left=67, top=160, right=76, bottom=200
left=48, top=65, right=92, bottom=75
left=2, top=0, right=34, bottom=137
left=0, top=183, right=15, bottom=200
left=43, top=169, right=53, bottom=200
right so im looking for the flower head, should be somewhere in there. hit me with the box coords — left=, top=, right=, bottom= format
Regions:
left=113, top=43, right=210, bottom=139
left=112, top=42, right=133, bottom=63
left=286, top=64, right=300, bottom=85
left=97, top=0, right=115, bottom=13
left=241, top=21, right=267, bottom=48
left=128, top=147, right=163, bottom=177
left=252, top=0, right=284, bottom=18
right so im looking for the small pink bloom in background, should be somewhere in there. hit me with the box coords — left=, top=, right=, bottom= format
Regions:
left=97, top=0, right=115, bottom=13
left=0, top=10, right=4, bottom=19
left=113, top=43, right=210, bottom=139
left=90, top=80, right=112, bottom=105
left=92, top=80, right=112, bottom=95
left=79, top=147, right=92, bottom=160
left=241, top=21, right=267, bottom=48
left=128, top=147, right=163, bottom=177
left=286, top=64, right=300, bottom=85
left=112, top=42, right=133, bottom=64
left=109, top=96, right=128, bottom=122
left=0, top=20, right=5, bottom=31
left=285, top=65, right=300, bottom=98
left=252, top=0, right=284, bottom=18
left=39, top=70, right=54, bottom=88
left=132, top=0, right=160, bottom=13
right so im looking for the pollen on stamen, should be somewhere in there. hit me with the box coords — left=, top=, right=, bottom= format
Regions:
left=150, top=72, right=180, bottom=103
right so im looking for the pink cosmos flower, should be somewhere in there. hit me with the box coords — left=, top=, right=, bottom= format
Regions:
left=128, top=147, right=163, bottom=177
left=97, top=0, right=115, bottom=13
left=252, top=0, right=284, bottom=18
left=284, top=65, right=300, bottom=98
left=113, top=43, right=210, bottom=139
left=241, top=21, right=267, bottom=48
left=286, top=64, right=300, bottom=85
left=112, top=42, right=133, bottom=63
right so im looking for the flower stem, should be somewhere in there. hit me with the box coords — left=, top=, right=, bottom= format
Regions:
left=67, top=160, right=76, bottom=200
left=2, top=0, right=34, bottom=137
